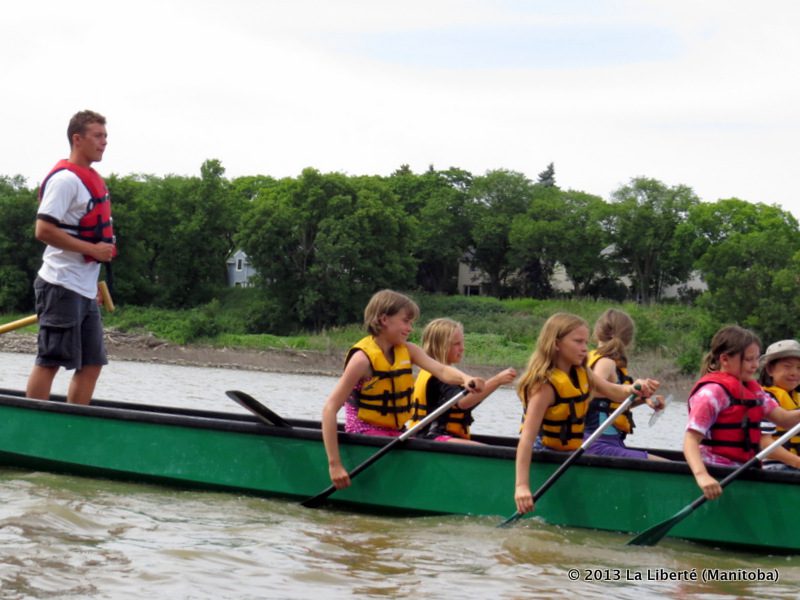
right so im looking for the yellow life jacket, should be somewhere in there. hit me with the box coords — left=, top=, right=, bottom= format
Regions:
left=409, top=370, right=472, bottom=439
left=536, top=366, right=591, bottom=451
left=762, top=385, right=800, bottom=455
left=345, top=336, right=415, bottom=429
left=586, top=349, right=635, bottom=435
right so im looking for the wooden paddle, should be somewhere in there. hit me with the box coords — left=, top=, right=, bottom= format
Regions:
left=499, top=386, right=641, bottom=527
left=0, top=280, right=115, bottom=336
left=225, top=390, right=292, bottom=428
left=98, top=280, right=115, bottom=312
left=0, top=315, right=38, bottom=335
left=627, top=418, right=800, bottom=547
left=301, top=385, right=473, bottom=509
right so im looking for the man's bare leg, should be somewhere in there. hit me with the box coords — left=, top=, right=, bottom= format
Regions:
left=26, top=365, right=59, bottom=400
left=67, top=364, right=102, bottom=405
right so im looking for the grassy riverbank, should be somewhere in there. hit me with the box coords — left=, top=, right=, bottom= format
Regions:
left=91, top=289, right=718, bottom=376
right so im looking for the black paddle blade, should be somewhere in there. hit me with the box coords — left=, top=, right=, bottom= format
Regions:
left=497, top=511, right=523, bottom=528
left=627, top=504, right=693, bottom=546
left=301, top=486, right=335, bottom=509
left=225, top=390, right=291, bottom=428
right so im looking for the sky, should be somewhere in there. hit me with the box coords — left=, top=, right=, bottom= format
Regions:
left=3, top=1, right=800, bottom=216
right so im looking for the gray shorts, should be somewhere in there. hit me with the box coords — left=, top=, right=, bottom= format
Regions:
left=34, top=277, right=107, bottom=370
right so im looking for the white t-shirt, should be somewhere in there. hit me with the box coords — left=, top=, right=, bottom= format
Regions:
left=37, top=168, right=101, bottom=299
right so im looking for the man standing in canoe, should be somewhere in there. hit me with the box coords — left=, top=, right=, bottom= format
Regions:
left=26, top=110, right=116, bottom=405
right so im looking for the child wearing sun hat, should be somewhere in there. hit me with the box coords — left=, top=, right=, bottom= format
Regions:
left=759, top=339, right=800, bottom=471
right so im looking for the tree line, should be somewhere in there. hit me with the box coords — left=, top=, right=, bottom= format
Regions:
left=1, top=160, right=799, bottom=341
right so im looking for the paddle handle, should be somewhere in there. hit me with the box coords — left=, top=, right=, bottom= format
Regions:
left=0, top=315, right=38, bottom=335
left=302, top=386, right=472, bottom=508
left=98, top=281, right=115, bottom=312
left=648, top=394, right=672, bottom=427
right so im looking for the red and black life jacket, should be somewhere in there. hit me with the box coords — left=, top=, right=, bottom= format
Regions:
left=689, top=372, right=765, bottom=463
left=39, top=159, right=116, bottom=263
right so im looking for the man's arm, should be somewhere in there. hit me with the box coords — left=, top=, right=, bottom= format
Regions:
left=35, top=218, right=115, bottom=263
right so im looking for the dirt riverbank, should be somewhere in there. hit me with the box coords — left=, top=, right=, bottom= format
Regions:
left=0, top=330, right=506, bottom=379
left=0, top=330, right=346, bottom=377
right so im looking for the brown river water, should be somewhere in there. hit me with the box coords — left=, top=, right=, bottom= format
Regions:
left=1, top=352, right=799, bottom=599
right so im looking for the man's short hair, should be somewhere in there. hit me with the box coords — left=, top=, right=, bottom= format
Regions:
left=67, top=110, right=106, bottom=146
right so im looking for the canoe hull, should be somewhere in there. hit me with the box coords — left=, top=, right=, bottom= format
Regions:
left=0, top=390, right=798, bottom=552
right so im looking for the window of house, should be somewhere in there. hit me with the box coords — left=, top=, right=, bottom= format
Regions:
left=464, top=285, right=481, bottom=296
left=236, top=258, right=243, bottom=271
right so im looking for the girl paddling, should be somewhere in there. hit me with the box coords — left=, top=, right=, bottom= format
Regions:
left=514, top=313, right=658, bottom=515
left=684, top=326, right=800, bottom=500
left=409, top=318, right=516, bottom=443
left=321, top=290, right=485, bottom=490
left=584, top=309, right=666, bottom=461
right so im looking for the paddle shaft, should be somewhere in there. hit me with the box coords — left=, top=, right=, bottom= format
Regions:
left=500, top=389, right=640, bottom=527
left=98, top=280, right=115, bottom=312
left=0, top=315, right=38, bottom=335
left=628, top=416, right=800, bottom=546
left=302, top=386, right=472, bottom=508
left=0, top=280, right=114, bottom=335
left=689, top=418, right=800, bottom=509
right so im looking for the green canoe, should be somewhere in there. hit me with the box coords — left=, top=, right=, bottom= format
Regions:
left=0, top=388, right=797, bottom=552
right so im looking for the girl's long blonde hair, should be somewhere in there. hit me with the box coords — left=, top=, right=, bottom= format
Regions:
left=421, top=318, right=463, bottom=365
left=516, top=312, right=589, bottom=405
left=592, top=308, right=634, bottom=368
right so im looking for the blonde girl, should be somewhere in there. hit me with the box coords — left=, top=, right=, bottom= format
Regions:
left=514, top=313, right=658, bottom=515
left=584, top=309, right=665, bottom=461
left=410, top=318, right=516, bottom=443
left=321, top=290, right=485, bottom=490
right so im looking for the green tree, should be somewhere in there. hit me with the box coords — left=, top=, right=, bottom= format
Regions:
left=688, top=199, right=800, bottom=341
left=606, top=178, right=699, bottom=303
left=557, top=191, right=615, bottom=297
left=238, top=169, right=416, bottom=331
left=508, top=187, right=613, bottom=299
left=468, top=170, right=533, bottom=297
left=507, top=185, right=561, bottom=298
left=537, top=162, right=556, bottom=187
left=107, top=160, right=244, bottom=308
left=105, top=173, right=160, bottom=305
left=0, top=176, right=39, bottom=311
left=388, top=166, right=473, bottom=293
left=229, top=175, right=278, bottom=204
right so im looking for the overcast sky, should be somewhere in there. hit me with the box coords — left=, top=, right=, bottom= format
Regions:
left=4, top=1, right=799, bottom=216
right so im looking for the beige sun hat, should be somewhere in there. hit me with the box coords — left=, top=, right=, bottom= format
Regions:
left=760, top=339, right=800, bottom=367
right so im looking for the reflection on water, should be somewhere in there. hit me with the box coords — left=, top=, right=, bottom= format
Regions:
left=1, top=352, right=799, bottom=599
